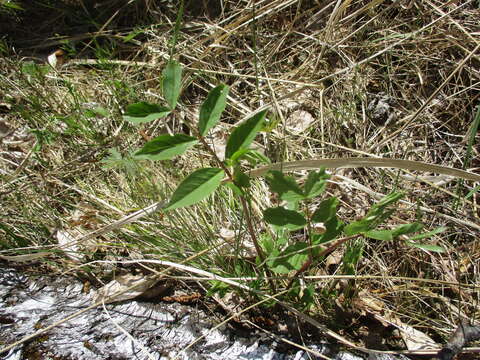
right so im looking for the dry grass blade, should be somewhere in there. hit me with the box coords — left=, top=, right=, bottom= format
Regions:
left=371, top=42, right=480, bottom=151
left=249, top=157, right=480, bottom=182
left=1, top=0, right=479, bottom=356
left=0, top=252, right=51, bottom=262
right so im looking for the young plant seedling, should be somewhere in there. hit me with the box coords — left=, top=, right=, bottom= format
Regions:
left=116, top=60, right=445, bottom=304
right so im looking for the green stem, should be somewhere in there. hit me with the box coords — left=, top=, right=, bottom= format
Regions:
left=197, top=134, right=275, bottom=291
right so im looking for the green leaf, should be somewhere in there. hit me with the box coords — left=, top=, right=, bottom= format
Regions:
left=344, top=192, right=404, bottom=235
left=85, top=106, right=109, bottom=118
left=344, top=219, right=370, bottom=236
left=405, top=242, right=445, bottom=253
left=372, top=191, right=404, bottom=210
left=300, top=284, right=316, bottom=310
left=164, top=168, right=224, bottom=211
left=21, top=62, right=50, bottom=77
left=199, top=84, right=229, bottom=136
left=312, top=217, right=343, bottom=245
left=100, top=148, right=139, bottom=177
left=243, top=149, right=271, bottom=166
left=162, top=60, right=182, bottom=109
left=268, top=242, right=309, bottom=274
left=135, top=134, right=198, bottom=160
left=122, top=28, right=144, bottom=43
left=224, top=182, right=245, bottom=196
left=225, top=110, right=267, bottom=159
left=263, top=206, right=306, bottom=230
left=233, top=168, right=251, bottom=188
left=391, top=223, right=423, bottom=237
left=465, top=185, right=480, bottom=200
left=312, top=197, right=339, bottom=223
left=227, top=148, right=251, bottom=165
left=303, top=169, right=329, bottom=199
left=410, top=226, right=447, bottom=241
left=260, top=233, right=275, bottom=254
left=265, top=170, right=304, bottom=202
left=364, top=229, right=393, bottom=241
left=123, top=102, right=171, bottom=123
left=2, top=1, right=24, bottom=10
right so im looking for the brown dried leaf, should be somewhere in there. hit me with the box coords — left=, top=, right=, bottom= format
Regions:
left=56, top=229, right=83, bottom=262
left=47, top=49, right=66, bottom=69
left=93, top=274, right=157, bottom=304
left=286, top=110, right=315, bottom=134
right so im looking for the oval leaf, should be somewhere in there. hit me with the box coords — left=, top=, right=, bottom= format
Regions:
left=391, top=223, right=423, bottom=237
left=162, top=60, right=182, bottom=109
left=164, top=168, right=224, bottom=211
left=268, top=242, right=309, bottom=274
left=303, top=169, right=329, bottom=199
left=312, top=197, right=339, bottom=223
left=263, top=206, right=306, bottom=230
left=225, top=109, right=268, bottom=160
left=265, top=170, right=304, bottom=203
left=365, top=229, right=394, bottom=241
left=199, top=84, right=229, bottom=136
left=135, top=134, right=198, bottom=160
left=123, top=102, right=171, bottom=124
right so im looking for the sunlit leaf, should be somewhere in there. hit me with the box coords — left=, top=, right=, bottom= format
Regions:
left=364, top=229, right=393, bottom=241
left=199, top=84, right=229, bottom=136
left=410, top=226, right=447, bottom=241
left=405, top=242, right=445, bottom=253
left=135, top=134, right=198, bottom=160
left=344, top=192, right=404, bottom=235
left=162, top=60, right=182, bottom=109
left=392, top=223, right=423, bottom=237
left=344, top=219, right=370, bottom=236
left=225, top=110, right=267, bottom=159
left=164, top=168, right=224, bottom=211
left=303, top=168, right=329, bottom=199
left=123, top=102, right=170, bottom=123
left=268, top=242, right=309, bottom=274
left=342, top=238, right=364, bottom=275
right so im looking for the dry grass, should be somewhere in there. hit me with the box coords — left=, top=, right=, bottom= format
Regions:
left=1, top=0, right=479, bottom=355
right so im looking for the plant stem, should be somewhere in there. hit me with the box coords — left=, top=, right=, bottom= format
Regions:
left=286, top=234, right=361, bottom=290
left=197, top=134, right=275, bottom=291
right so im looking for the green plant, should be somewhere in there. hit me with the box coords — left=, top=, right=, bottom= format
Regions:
left=114, top=59, right=446, bottom=307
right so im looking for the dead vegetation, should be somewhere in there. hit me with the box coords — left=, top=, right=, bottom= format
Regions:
left=1, top=0, right=479, bottom=357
